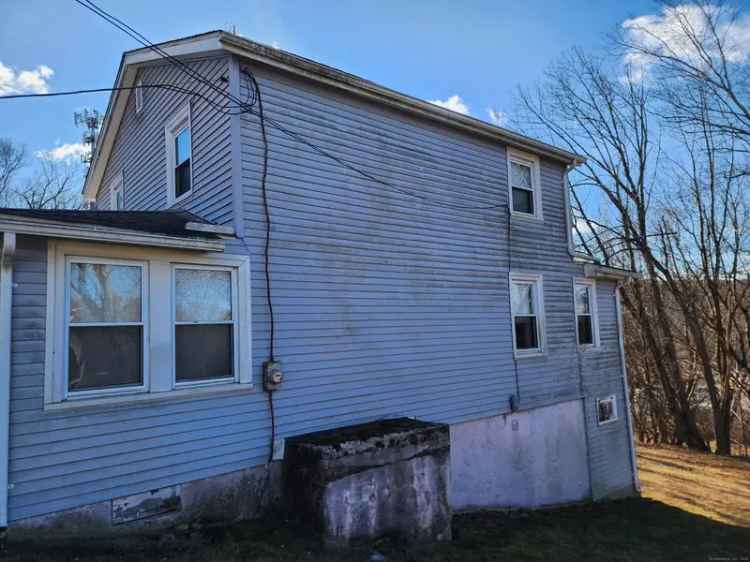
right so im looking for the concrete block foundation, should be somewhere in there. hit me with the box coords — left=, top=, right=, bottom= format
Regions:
left=283, top=418, right=452, bottom=547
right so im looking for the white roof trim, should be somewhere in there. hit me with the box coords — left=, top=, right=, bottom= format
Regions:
left=83, top=31, right=585, bottom=202
left=583, top=263, right=641, bottom=281
left=0, top=215, right=224, bottom=252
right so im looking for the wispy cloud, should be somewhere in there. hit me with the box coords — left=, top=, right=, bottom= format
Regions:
left=622, top=4, right=750, bottom=82
left=428, top=95, right=469, bottom=115
left=487, top=108, right=506, bottom=127
left=0, top=62, right=54, bottom=95
left=36, top=142, right=88, bottom=162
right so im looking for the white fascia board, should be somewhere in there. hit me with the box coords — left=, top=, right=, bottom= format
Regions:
left=583, top=264, right=641, bottom=281
left=0, top=232, right=16, bottom=526
left=83, top=34, right=225, bottom=202
left=0, top=216, right=224, bottom=252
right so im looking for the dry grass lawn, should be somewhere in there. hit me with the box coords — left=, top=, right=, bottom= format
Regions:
left=638, top=443, right=750, bottom=527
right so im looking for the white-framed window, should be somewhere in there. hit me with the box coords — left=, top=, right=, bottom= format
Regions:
left=173, top=265, right=239, bottom=387
left=109, top=173, right=124, bottom=210
left=596, top=395, right=618, bottom=425
left=575, top=278, right=599, bottom=347
left=165, top=104, right=192, bottom=205
left=66, top=257, right=148, bottom=399
left=507, top=149, right=542, bottom=219
left=45, top=241, right=251, bottom=408
left=509, top=272, right=545, bottom=356
left=135, top=78, right=144, bottom=114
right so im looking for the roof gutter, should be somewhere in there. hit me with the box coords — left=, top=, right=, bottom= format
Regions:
left=0, top=232, right=16, bottom=528
left=583, top=263, right=641, bottom=281
left=0, top=215, right=225, bottom=252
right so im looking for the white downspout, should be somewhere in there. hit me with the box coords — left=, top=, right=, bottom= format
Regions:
left=615, top=281, right=641, bottom=494
left=0, top=232, right=15, bottom=528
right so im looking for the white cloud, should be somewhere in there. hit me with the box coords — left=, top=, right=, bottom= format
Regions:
left=271, top=41, right=281, bottom=49
left=487, top=108, right=507, bottom=127
left=36, top=142, right=89, bottom=162
left=0, top=62, right=54, bottom=95
left=428, top=95, right=469, bottom=115
left=622, top=4, right=750, bottom=81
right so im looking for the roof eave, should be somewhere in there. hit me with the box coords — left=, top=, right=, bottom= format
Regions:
left=583, top=263, right=642, bottom=281
left=0, top=214, right=225, bottom=252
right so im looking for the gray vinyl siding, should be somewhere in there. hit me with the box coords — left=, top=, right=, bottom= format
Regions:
left=96, top=56, right=234, bottom=225
left=581, top=280, right=636, bottom=499
left=6, top=56, right=633, bottom=521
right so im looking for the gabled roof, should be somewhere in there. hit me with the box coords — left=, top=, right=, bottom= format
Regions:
left=0, top=208, right=230, bottom=251
left=83, top=30, right=586, bottom=201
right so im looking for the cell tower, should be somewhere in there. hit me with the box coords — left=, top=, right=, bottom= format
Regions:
left=73, top=108, right=103, bottom=165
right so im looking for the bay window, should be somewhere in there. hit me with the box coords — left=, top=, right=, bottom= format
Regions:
left=46, top=241, right=251, bottom=407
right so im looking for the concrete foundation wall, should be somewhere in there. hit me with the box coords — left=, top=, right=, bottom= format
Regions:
left=450, top=400, right=590, bottom=510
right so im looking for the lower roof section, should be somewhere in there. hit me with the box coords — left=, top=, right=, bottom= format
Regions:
left=0, top=209, right=229, bottom=252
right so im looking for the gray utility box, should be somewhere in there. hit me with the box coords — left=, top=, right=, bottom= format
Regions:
left=283, top=418, right=452, bottom=547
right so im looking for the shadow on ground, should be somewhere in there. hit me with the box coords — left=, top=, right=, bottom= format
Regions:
left=7, top=498, right=750, bottom=562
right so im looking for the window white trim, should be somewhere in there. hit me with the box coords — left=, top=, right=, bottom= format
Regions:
left=596, top=394, right=619, bottom=425
left=135, top=78, right=144, bottom=114
left=165, top=103, right=193, bottom=206
left=507, top=149, right=543, bottom=220
left=574, top=278, right=600, bottom=349
left=108, top=171, right=124, bottom=210
left=45, top=240, right=252, bottom=408
left=171, top=264, right=240, bottom=389
left=63, top=256, right=149, bottom=401
left=509, top=272, right=545, bottom=358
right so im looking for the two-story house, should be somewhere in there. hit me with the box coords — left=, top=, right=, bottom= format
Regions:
left=0, top=31, right=639, bottom=531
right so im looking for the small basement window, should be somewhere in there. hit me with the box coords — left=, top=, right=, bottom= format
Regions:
left=510, top=273, right=544, bottom=355
left=165, top=104, right=192, bottom=205
left=46, top=241, right=251, bottom=407
left=508, top=150, right=541, bottom=219
left=597, top=395, right=618, bottom=425
left=575, top=279, right=599, bottom=347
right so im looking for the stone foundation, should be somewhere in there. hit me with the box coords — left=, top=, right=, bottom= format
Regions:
left=11, top=462, right=282, bottom=535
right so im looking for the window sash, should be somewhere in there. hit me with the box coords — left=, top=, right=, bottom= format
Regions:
left=575, top=282, right=597, bottom=347
left=172, top=265, right=239, bottom=388
left=64, top=257, right=148, bottom=398
left=510, top=276, right=543, bottom=353
left=509, top=157, right=537, bottom=215
left=597, top=396, right=618, bottom=424
left=135, top=79, right=143, bottom=113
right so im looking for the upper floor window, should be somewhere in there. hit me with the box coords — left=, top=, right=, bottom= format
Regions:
left=575, top=279, right=599, bottom=347
left=510, top=273, right=544, bottom=355
left=135, top=78, right=144, bottom=114
left=508, top=149, right=542, bottom=219
left=165, top=104, right=192, bottom=205
left=109, top=173, right=124, bottom=210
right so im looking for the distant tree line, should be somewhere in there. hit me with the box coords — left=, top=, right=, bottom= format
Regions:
left=516, top=0, right=750, bottom=455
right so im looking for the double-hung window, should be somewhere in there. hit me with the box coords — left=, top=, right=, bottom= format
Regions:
left=67, top=258, right=146, bottom=395
left=135, top=78, right=144, bottom=114
left=109, top=173, right=124, bottom=210
left=46, top=241, right=251, bottom=408
left=174, top=266, right=238, bottom=385
left=510, top=273, right=544, bottom=355
left=165, top=104, right=192, bottom=204
left=508, top=150, right=541, bottom=219
left=575, top=279, right=599, bottom=347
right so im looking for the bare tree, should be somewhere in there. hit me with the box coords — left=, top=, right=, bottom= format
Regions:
left=0, top=138, right=26, bottom=205
left=14, top=158, right=82, bottom=210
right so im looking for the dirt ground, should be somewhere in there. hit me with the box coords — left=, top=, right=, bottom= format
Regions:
left=6, top=444, right=750, bottom=561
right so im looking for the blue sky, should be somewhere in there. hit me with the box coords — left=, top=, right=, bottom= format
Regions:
left=0, top=0, right=660, bottom=174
